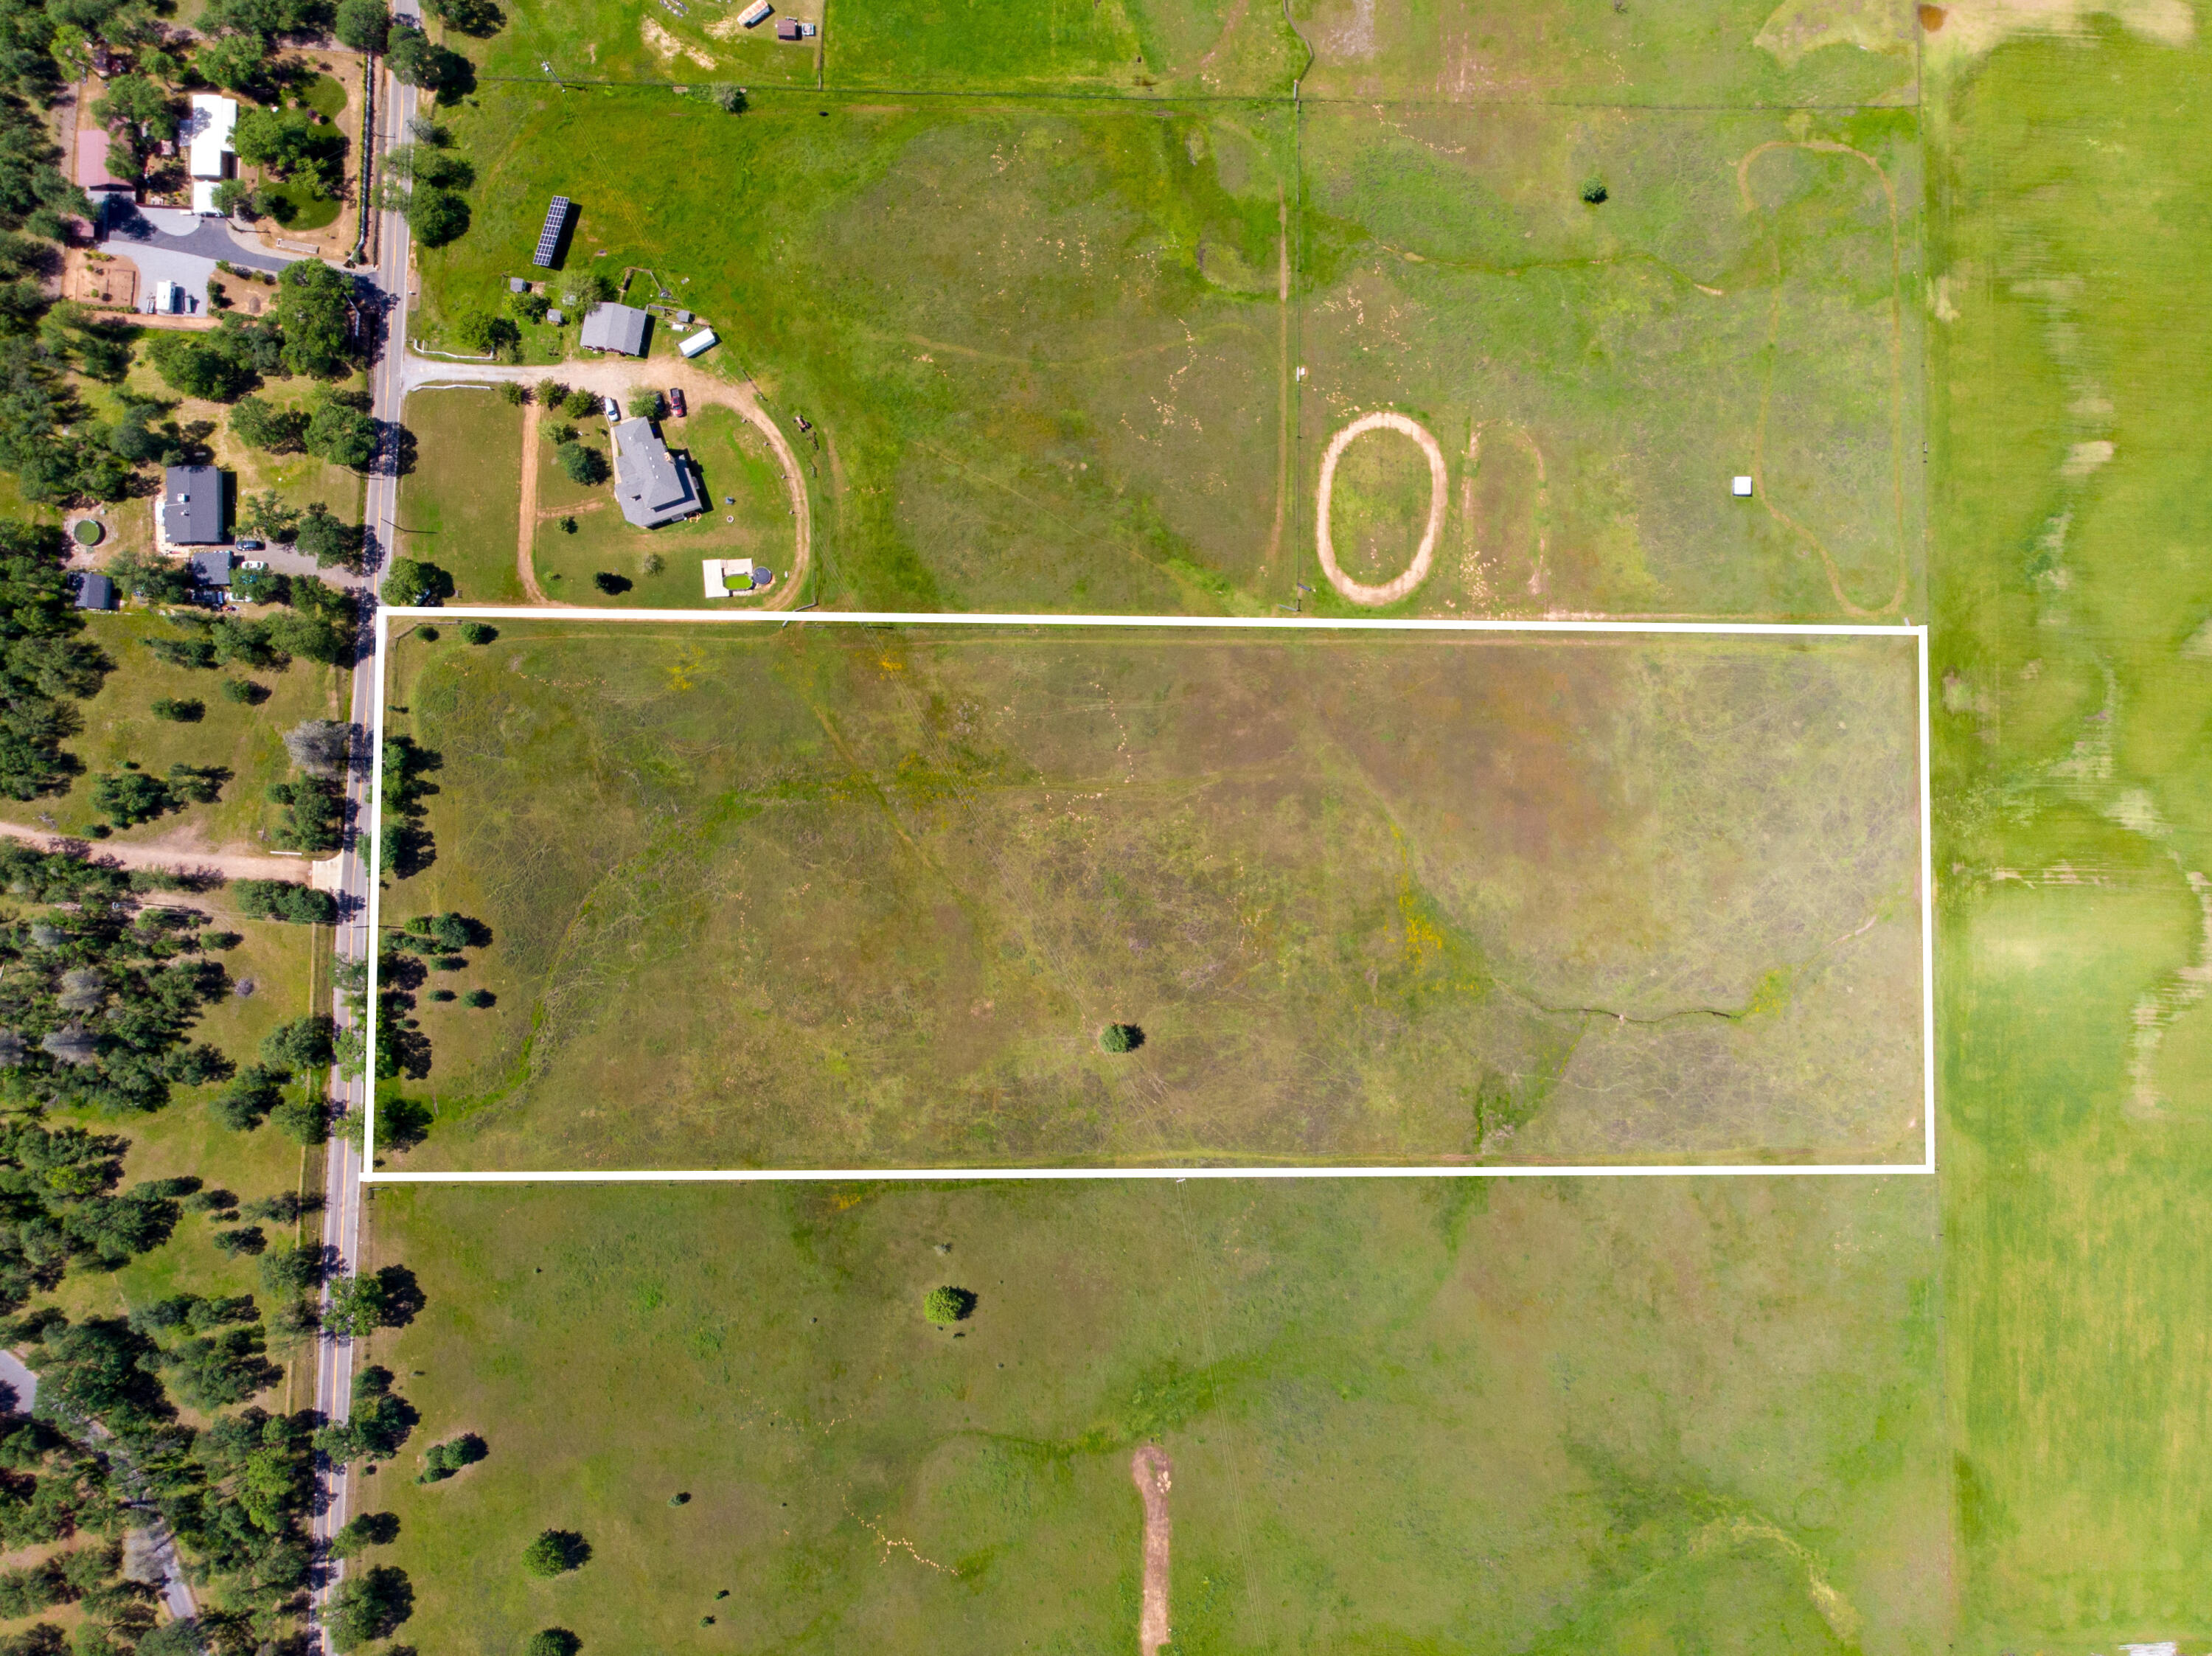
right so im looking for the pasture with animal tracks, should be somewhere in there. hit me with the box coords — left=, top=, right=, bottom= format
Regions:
left=369, top=618, right=1924, bottom=1172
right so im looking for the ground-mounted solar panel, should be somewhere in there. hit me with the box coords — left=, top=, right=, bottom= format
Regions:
left=532, top=196, right=571, bottom=267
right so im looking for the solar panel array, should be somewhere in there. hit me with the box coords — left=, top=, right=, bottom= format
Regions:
left=532, top=196, right=571, bottom=267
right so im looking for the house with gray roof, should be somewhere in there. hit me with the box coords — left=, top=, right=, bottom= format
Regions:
left=579, top=302, right=650, bottom=356
left=611, top=418, right=702, bottom=529
left=161, top=466, right=225, bottom=545
left=189, top=549, right=232, bottom=589
left=73, top=572, right=114, bottom=611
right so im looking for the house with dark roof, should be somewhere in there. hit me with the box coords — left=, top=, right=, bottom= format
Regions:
left=580, top=302, right=650, bottom=356
left=160, top=466, right=225, bottom=545
left=189, top=549, right=232, bottom=589
left=73, top=572, right=115, bottom=611
left=611, top=418, right=702, bottom=529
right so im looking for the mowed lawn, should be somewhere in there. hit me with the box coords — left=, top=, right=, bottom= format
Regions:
left=1934, top=23, right=2212, bottom=1650
left=398, top=389, right=527, bottom=605
left=361, top=1176, right=1944, bottom=1656
left=528, top=404, right=797, bottom=608
left=0, top=609, right=347, bottom=851
left=375, top=622, right=1925, bottom=1171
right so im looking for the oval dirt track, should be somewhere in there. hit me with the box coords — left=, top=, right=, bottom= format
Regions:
left=1315, top=410, right=1449, bottom=605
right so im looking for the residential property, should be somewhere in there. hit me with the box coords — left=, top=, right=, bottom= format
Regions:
left=738, top=0, right=773, bottom=24
left=776, top=18, right=801, bottom=39
left=184, top=94, right=239, bottom=215
left=73, top=572, right=115, bottom=612
left=580, top=302, right=650, bottom=356
left=189, top=549, right=233, bottom=590
left=678, top=327, right=718, bottom=359
left=533, top=195, right=572, bottom=268
left=611, top=418, right=702, bottom=529
left=160, top=465, right=226, bottom=545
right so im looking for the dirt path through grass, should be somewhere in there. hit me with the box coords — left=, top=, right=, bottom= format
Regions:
left=0, top=819, right=333, bottom=883
left=405, top=353, right=810, bottom=608
left=513, top=396, right=557, bottom=605
left=1131, top=1445, right=1174, bottom=1656
left=1266, top=191, right=1290, bottom=577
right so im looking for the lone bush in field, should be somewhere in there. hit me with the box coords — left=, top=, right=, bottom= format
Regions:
left=1580, top=175, right=1608, bottom=204
left=522, top=1528, right=590, bottom=1578
left=327, top=1564, right=413, bottom=1652
left=528, top=1632, right=580, bottom=1656
left=1099, top=1023, right=1144, bottom=1054
left=262, top=1015, right=336, bottom=1074
left=923, top=1286, right=975, bottom=1325
left=151, top=697, right=204, bottom=723
left=418, top=1432, right=487, bottom=1483
left=331, top=1510, right=400, bottom=1556
left=459, top=622, right=496, bottom=644
left=557, top=442, right=608, bottom=486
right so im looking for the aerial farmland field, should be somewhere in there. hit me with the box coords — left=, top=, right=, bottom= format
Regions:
left=358, top=1175, right=1944, bottom=1656
left=409, top=77, right=1921, bottom=619
left=369, top=619, right=1924, bottom=1171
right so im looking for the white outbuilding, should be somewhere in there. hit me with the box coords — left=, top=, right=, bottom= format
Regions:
left=184, top=94, right=239, bottom=215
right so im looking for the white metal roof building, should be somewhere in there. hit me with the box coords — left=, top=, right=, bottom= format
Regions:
left=184, top=96, right=238, bottom=181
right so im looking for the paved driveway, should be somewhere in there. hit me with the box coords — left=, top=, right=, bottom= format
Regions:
left=102, top=203, right=299, bottom=313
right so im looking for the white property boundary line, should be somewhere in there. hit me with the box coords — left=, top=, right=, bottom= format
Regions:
left=360, top=608, right=1937, bottom=1183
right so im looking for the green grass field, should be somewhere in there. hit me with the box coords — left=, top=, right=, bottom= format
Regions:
left=411, top=78, right=1919, bottom=619
left=1296, top=102, right=1924, bottom=621
left=0, top=610, right=346, bottom=850
left=417, top=94, right=1293, bottom=614
left=260, top=9, right=2212, bottom=1652
left=360, top=1175, right=1943, bottom=1656
left=373, top=621, right=1924, bottom=1171
left=461, top=0, right=1914, bottom=102
left=398, top=389, right=528, bottom=605
left=1931, top=18, right=2212, bottom=1649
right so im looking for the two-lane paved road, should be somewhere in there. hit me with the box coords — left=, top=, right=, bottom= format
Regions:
left=309, top=16, right=420, bottom=1647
